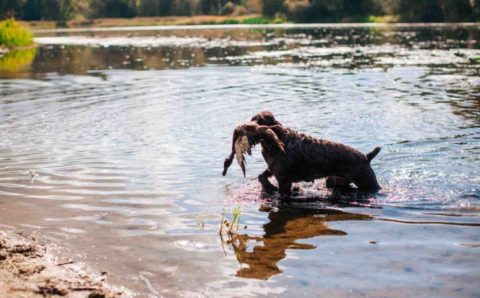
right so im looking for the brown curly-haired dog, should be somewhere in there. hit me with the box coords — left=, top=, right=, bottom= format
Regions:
left=223, top=111, right=381, bottom=193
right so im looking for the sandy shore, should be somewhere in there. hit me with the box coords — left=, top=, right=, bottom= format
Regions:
left=0, top=230, right=128, bottom=297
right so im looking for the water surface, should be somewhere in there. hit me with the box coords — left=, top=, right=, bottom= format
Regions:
left=1, top=25, right=480, bottom=297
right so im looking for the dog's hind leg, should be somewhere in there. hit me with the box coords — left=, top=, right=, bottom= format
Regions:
left=258, top=169, right=278, bottom=193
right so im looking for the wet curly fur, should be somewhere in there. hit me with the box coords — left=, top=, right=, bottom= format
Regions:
left=249, top=111, right=381, bottom=193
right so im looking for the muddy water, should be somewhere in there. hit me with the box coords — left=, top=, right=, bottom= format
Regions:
left=1, top=25, right=480, bottom=297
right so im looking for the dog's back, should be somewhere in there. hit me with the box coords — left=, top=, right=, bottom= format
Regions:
left=277, top=129, right=376, bottom=182
left=251, top=112, right=381, bottom=190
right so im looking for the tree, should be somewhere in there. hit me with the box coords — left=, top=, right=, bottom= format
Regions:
left=343, top=0, right=374, bottom=16
left=42, top=0, right=61, bottom=20
left=158, top=0, right=172, bottom=15
left=0, top=0, right=23, bottom=19
left=442, top=0, right=474, bottom=22
left=475, top=0, right=480, bottom=20
left=89, top=0, right=136, bottom=18
left=396, top=0, right=444, bottom=22
left=139, top=0, right=160, bottom=16
left=23, top=0, right=43, bottom=20
left=174, top=0, right=192, bottom=16
left=263, top=0, right=284, bottom=17
left=201, top=0, right=221, bottom=14
left=61, top=0, right=76, bottom=20
left=295, top=0, right=375, bottom=22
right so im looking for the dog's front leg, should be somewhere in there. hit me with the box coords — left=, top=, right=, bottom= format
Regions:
left=276, top=177, right=292, bottom=194
left=258, top=169, right=278, bottom=193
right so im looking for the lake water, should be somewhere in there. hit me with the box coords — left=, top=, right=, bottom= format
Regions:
left=1, top=24, right=480, bottom=297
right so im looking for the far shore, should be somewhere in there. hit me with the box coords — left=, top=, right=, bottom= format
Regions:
left=20, top=15, right=266, bottom=31
left=20, top=15, right=480, bottom=33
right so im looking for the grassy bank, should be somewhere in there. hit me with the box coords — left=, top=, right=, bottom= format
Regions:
left=0, top=19, right=34, bottom=48
left=19, top=15, right=290, bottom=30
left=14, top=13, right=478, bottom=32
left=15, top=14, right=414, bottom=31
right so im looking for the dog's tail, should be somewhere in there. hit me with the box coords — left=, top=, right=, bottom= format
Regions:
left=366, top=147, right=381, bottom=162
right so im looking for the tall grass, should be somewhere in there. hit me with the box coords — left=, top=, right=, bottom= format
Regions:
left=0, top=19, right=34, bottom=48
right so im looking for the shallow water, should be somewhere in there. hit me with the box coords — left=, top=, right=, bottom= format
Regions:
left=1, top=25, right=480, bottom=297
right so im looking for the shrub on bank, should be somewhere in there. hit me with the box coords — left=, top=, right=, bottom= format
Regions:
left=0, top=19, right=34, bottom=48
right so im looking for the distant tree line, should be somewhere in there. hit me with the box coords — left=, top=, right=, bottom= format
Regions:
left=281, top=0, right=480, bottom=22
left=0, top=0, right=479, bottom=22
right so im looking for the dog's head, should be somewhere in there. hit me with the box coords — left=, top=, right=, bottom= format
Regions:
left=251, top=111, right=282, bottom=127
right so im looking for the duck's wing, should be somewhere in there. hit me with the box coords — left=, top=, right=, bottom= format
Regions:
left=223, top=123, right=285, bottom=177
left=235, top=135, right=251, bottom=177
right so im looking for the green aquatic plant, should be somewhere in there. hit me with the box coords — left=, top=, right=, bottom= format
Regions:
left=0, top=19, right=34, bottom=48
left=228, top=206, right=242, bottom=234
left=219, top=206, right=242, bottom=235
left=218, top=207, right=248, bottom=261
left=0, top=48, right=36, bottom=71
left=197, top=214, right=205, bottom=229
left=235, top=213, right=242, bottom=234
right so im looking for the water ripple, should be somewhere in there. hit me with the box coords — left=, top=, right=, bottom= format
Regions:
left=1, top=26, right=480, bottom=297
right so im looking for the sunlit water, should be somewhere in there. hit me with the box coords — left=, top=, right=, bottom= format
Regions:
left=1, top=25, right=480, bottom=297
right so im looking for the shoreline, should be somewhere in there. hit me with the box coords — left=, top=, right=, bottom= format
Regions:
left=0, top=230, right=128, bottom=297
left=18, top=15, right=480, bottom=34
left=30, top=21, right=480, bottom=34
left=20, top=14, right=266, bottom=31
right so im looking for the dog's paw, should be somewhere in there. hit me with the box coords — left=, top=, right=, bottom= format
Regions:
left=261, top=185, right=278, bottom=193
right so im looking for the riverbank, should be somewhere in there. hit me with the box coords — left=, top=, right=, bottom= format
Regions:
left=0, top=230, right=127, bottom=297
left=17, top=15, right=411, bottom=31
left=19, top=18, right=480, bottom=34
left=19, top=14, right=281, bottom=30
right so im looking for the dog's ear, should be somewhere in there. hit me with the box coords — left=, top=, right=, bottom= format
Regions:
left=366, top=147, right=381, bottom=162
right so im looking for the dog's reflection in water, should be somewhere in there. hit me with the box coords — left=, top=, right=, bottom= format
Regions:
left=223, top=206, right=371, bottom=280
